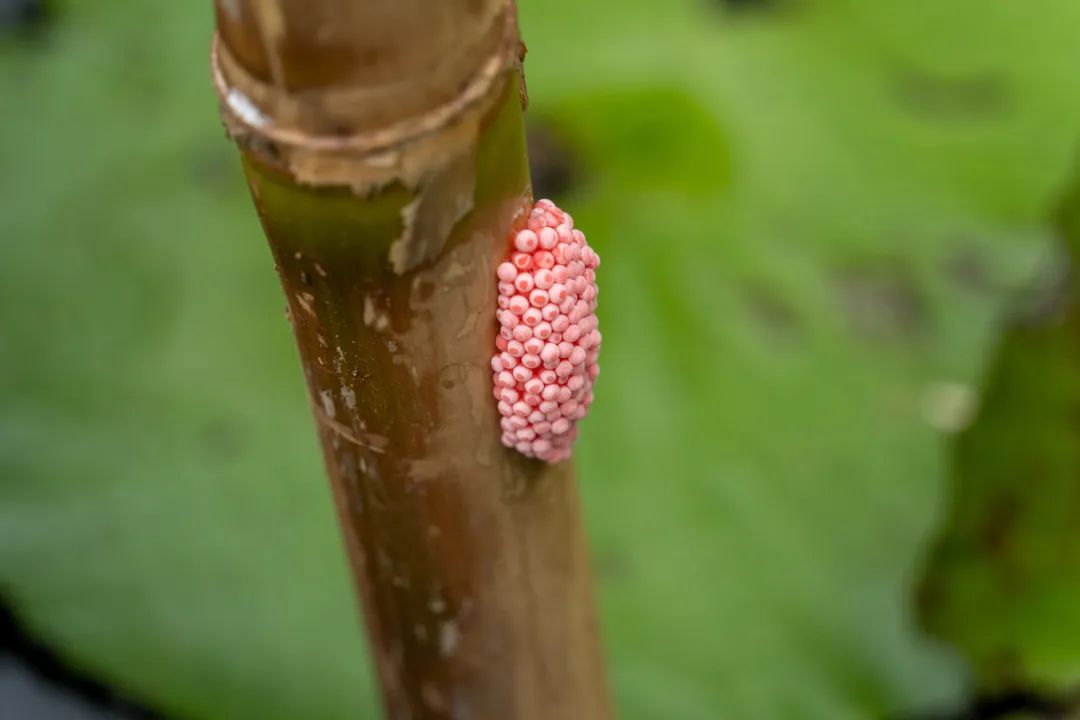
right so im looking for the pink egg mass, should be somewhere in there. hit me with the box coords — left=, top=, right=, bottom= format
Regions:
left=492, top=199, right=601, bottom=463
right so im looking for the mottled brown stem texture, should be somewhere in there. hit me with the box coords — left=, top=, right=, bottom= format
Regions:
left=210, top=2, right=610, bottom=718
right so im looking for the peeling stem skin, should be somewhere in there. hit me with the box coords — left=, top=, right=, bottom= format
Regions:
left=212, top=2, right=610, bottom=719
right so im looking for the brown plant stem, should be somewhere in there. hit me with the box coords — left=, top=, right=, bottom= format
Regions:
left=210, top=2, right=610, bottom=718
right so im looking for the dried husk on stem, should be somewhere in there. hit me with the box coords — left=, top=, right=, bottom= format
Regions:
left=210, top=2, right=610, bottom=718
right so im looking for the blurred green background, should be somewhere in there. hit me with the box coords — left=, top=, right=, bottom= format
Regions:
left=4, top=0, right=1080, bottom=717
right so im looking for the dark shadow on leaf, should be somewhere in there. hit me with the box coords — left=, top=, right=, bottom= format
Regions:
left=0, top=0, right=53, bottom=42
left=0, top=595, right=164, bottom=719
left=703, top=0, right=796, bottom=18
left=833, top=262, right=927, bottom=341
left=527, top=119, right=582, bottom=200
left=742, top=281, right=803, bottom=346
left=893, top=68, right=1011, bottom=122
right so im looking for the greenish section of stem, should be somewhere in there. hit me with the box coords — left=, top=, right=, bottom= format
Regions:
left=233, top=75, right=610, bottom=720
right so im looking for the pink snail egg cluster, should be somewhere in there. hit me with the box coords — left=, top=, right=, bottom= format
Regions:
left=491, top=199, right=601, bottom=463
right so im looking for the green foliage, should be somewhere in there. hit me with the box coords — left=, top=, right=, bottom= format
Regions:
left=918, top=174, right=1080, bottom=698
left=919, top=278, right=1080, bottom=698
left=3, top=0, right=1080, bottom=717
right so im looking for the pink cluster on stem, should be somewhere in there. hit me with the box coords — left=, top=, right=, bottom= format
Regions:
left=491, top=199, right=601, bottom=463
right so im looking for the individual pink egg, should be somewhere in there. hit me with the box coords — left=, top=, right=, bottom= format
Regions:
left=515, top=230, right=538, bottom=253
left=497, top=262, right=517, bottom=282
